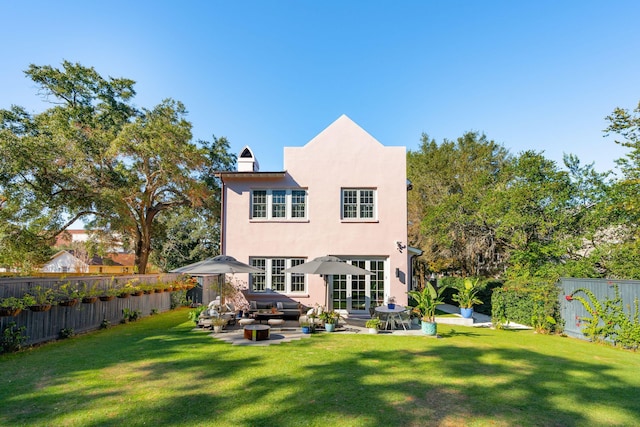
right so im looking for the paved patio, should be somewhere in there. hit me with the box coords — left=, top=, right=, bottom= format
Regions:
left=200, top=304, right=528, bottom=346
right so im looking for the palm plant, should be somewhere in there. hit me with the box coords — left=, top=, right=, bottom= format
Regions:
left=451, top=278, right=483, bottom=309
left=408, top=282, right=448, bottom=323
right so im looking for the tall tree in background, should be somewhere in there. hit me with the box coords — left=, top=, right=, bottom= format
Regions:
left=151, top=136, right=236, bottom=271
left=0, top=61, right=226, bottom=273
left=407, top=132, right=511, bottom=276
left=0, top=62, right=136, bottom=269
left=87, top=99, right=210, bottom=273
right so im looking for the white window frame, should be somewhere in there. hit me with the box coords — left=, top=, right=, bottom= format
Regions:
left=341, top=188, right=377, bottom=221
left=250, top=189, right=307, bottom=221
left=249, top=257, right=307, bottom=294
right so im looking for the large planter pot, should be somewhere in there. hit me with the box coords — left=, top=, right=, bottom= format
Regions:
left=460, top=307, right=474, bottom=319
left=0, top=307, right=22, bottom=317
left=213, top=325, right=223, bottom=333
left=421, top=320, right=437, bottom=336
left=29, top=304, right=52, bottom=312
left=368, top=328, right=379, bottom=334
left=301, top=326, right=311, bottom=334
left=325, top=323, right=336, bottom=332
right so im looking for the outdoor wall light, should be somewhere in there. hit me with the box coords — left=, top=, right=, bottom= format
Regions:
left=395, top=268, right=400, bottom=278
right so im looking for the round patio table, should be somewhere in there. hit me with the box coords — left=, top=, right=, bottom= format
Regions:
left=374, top=305, right=407, bottom=330
left=243, top=324, right=271, bottom=341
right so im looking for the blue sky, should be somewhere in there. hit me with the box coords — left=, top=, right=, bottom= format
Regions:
left=1, top=1, right=639, bottom=173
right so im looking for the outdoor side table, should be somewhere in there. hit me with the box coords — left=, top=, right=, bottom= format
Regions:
left=243, top=324, right=271, bottom=341
left=374, top=305, right=407, bottom=330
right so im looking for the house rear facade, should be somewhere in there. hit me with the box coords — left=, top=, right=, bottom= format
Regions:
left=218, top=115, right=410, bottom=316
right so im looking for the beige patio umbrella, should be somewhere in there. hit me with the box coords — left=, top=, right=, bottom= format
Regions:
left=283, top=256, right=373, bottom=308
left=171, top=255, right=264, bottom=303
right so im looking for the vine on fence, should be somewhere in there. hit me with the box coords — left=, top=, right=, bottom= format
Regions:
left=568, top=284, right=640, bottom=350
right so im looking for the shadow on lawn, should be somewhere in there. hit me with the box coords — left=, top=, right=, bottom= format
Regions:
left=2, top=310, right=639, bottom=426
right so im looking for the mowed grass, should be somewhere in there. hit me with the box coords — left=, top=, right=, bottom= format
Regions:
left=1, top=309, right=640, bottom=427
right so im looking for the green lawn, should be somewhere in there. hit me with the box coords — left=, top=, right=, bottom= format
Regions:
left=1, top=309, right=639, bottom=427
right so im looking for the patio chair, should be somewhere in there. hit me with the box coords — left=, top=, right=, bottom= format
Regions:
left=398, top=308, right=412, bottom=330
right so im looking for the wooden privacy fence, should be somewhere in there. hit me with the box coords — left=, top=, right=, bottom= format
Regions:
left=0, top=274, right=220, bottom=346
left=558, top=278, right=640, bottom=340
left=0, top=274, right=179, bottom=298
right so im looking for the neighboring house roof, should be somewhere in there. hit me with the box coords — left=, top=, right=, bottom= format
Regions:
left=48, top=250, right=135, bottom=266
left=55, top=229, right=91, bottom=246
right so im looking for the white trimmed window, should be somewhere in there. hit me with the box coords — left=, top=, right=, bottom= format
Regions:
left=341, top=188, right=376, bottom=220
left=250, top=257, right=306, bottom=294
left=251, top=189, right=307, bottom=220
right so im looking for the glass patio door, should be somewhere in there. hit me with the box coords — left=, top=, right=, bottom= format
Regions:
left=331, top=259, right=386, bottom=314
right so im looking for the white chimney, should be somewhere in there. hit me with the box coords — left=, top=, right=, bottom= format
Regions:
left=238, top=146, right=259, bottom=172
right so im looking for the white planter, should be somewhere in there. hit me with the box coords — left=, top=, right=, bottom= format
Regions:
left=213, top=325, right=223, bottom=333
left=368, top=328, right=379, bottom=334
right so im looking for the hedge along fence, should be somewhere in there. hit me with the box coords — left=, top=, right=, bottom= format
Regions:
left=0, top=274, right=192, bottom=346
left=491, top=281, right=563, bottom=333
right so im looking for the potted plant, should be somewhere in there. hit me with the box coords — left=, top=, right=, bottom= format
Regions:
left=24, top=286, right=56, bottom=312
left=55, top=282, right=82, bottom=307
left=300, top=321, right=312, bottom=334
left=319, top=310, right=340, bottom=332
left=212, top=317, right=227, bottom=333
left=451, top=278, right=483, bottom=319
left=387, top=296, right=397, bottom=309
left=80, top=282, right=100, bottom=303
left=365, top=318, right=381, bottom=334
left=0, top=297, right=25, bottom=317
left=99, top=286, right=118, bottom=301
left=407, top=282, right=448, bottom=336
left=188, top=305, right=207, bottom=325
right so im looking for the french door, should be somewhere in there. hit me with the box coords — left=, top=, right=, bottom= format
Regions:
left=331, top=258, right=386, bottom=314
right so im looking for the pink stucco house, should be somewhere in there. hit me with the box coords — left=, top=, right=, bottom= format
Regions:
left=218, top=115, right=414, bottom=316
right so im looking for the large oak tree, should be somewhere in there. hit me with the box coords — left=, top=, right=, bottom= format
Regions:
left=0, top=61, right=220, bottom=273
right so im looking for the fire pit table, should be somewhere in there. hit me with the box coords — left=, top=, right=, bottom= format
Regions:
left=254, top=310, right=284, bottom=324
left=243, top=324, right=271, bottom=341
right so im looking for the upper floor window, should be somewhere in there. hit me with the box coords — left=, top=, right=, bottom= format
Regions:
left=251, top=189, right=307, bottom=220
left=342, top=188, right=376, bottom=220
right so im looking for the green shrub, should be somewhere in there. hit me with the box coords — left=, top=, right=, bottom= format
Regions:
left=122, top=308, right=142, bottom=323
left=492, top=280, right=562, bottom=333
left=1, top=322, right=28, bottom=353
left=58, top=328, right=75, bottom=339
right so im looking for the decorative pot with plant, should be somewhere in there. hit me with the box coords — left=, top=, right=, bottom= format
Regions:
left=407, top=282, right=448, bottom=336
left=55, top=282, right=82, bottom=307
left=0, top=297, right=25, bottom=317
left=80, top=282, right=101, bottom=303
left=365, top=318, right=381, bottom=334
left=24, top=286, right=56, bottom=312
left=99, top=287, right=118, bottom=301
left=451, top=278, right=483, bottom=319
left=387, top=296, right=397, bottom=309
left=319, top=310, right=340, bottom=332
left=300, top=321, right=312, bottom=334
left=212, top=317, right=227, bottom=333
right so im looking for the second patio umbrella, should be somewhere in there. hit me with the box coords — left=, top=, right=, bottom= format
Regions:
left=283, top=256, right=373, bottom=308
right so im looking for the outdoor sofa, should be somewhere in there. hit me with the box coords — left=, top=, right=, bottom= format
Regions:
left=247, top=300, right=305, bottom=320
